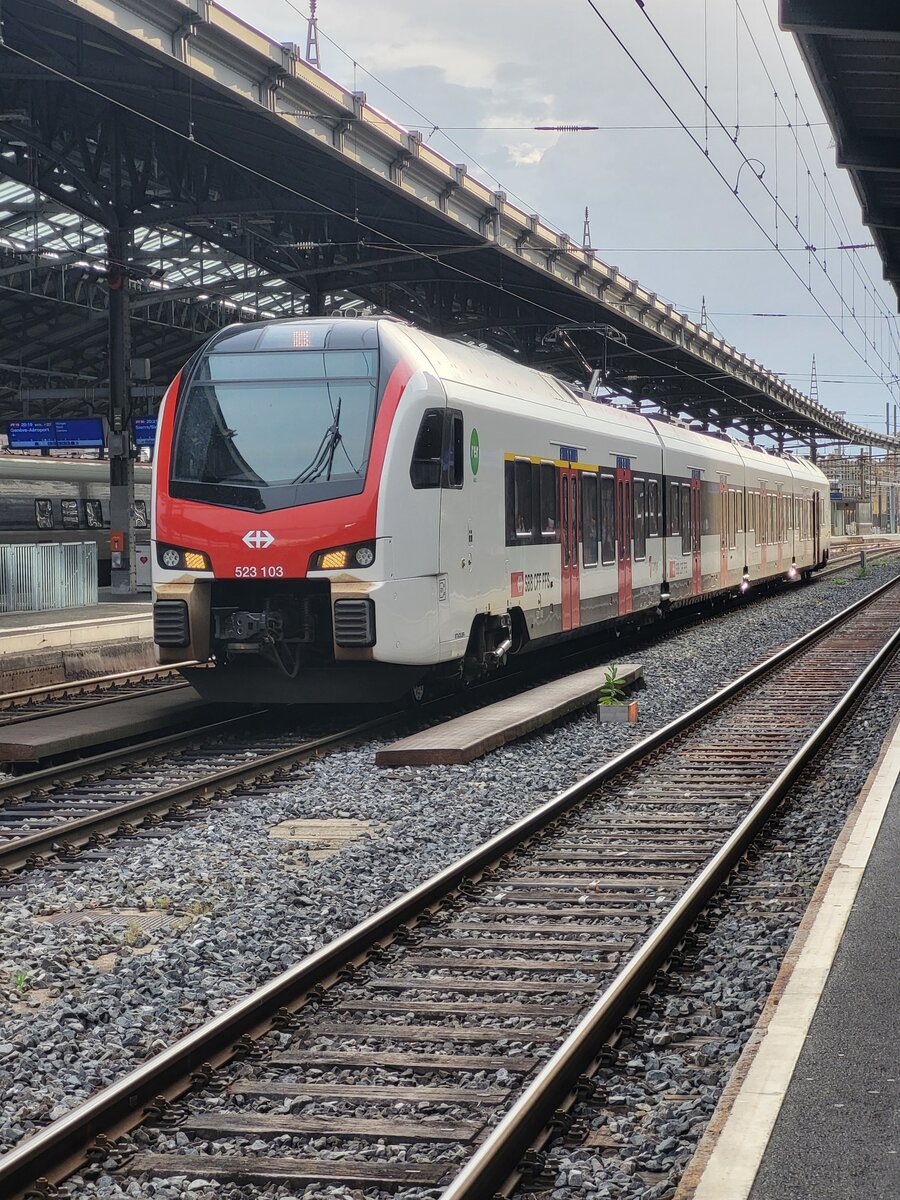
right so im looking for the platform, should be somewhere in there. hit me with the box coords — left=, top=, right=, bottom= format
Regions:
left=678, top=710, right=900, bottom=1199
left=0, top=594, right=154, bottom=692
left=375, top=662, right=643, bottom=767
left=0, top=687, right=221, bottom=763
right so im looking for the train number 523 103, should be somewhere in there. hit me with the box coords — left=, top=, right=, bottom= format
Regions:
left=235, top=565, right=284, bottom=578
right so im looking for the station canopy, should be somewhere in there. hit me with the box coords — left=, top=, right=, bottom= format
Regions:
left=0, top=0, right=896, bottom=451
left=783, top=1, right=900, bottom=308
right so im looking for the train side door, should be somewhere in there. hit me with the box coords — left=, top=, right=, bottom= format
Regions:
left=691, top=474, right=702, bottom=595
left=615, top=464, right=633, bottom=614
left=559, top=467, right=581, bottom=630
left=719, top=478, right=728, bottom=588
left=813, top=492, right=821, bottom=565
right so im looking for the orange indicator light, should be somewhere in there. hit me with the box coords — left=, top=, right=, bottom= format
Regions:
left=184, top=550, right=209, bottom=571
left=320, top=549, right=350, bottom=569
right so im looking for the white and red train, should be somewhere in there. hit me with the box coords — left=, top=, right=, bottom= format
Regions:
left=151, top=317, right=831, bottom=702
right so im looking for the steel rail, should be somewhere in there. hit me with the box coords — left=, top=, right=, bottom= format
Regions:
left=0, top=663, right=195, bottom=708
left=440, top=608, right=900, bottom=1198
left=1, top=576, right=897, bottom=1197
left=0, top=681, right=190, bottom=728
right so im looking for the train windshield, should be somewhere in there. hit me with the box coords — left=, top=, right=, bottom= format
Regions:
left=171, top=344, right=379, bottom=510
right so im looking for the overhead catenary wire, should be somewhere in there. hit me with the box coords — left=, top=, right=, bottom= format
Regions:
left=634, top=0, right=899, bottom=390
left=583, top=0, right=899, bottom=404
left=757, top=0, right=900, bottom=357
left=0, top=41, right=842, bottom=445
left=739, top=0, right=900, bottom=373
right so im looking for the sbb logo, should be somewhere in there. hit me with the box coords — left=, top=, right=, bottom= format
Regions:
left=242, top=530, right=274, bottom=549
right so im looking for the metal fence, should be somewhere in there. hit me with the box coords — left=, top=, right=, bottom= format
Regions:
left=0, top=542, right=98, bottom=613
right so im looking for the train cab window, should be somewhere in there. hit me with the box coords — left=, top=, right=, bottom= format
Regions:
left=133, top=500, right=149, bottom=529
left=633, top=478, right=647, bottom=560
left=539, top=463, right=559, bottom=535
left=446, top=412, right=464, bottom=489
left=61, top=500, right=80, bottom=529
left=34, top=499, right=54, bottom=530
left=410, top=409, right=444, bottom=489
left=647, top=479, right=660, bottom=537
left=668, top=480, right=681, bottom=537
left=581, top=474, right=598, bottom=566
left=514, top=459, right=533, bottom=537
left=680, top=484, right=691, bottom=555
left=600, top=474, right=616, bottom=564
left=84, top=499, right=104, bottom=529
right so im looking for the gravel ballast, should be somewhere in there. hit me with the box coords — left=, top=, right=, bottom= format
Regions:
left=504, top=662, right=900, bottom=1200
left=0, top=564, right=897, bottom=1191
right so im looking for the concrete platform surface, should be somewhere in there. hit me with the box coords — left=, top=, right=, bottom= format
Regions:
left=0, top=598, right=154, bottom=692
left=0, top=687, right=215, bottom=761
left=679, top=712, right=900, bottom=1200
left=375, top=662, right=643, bottom=767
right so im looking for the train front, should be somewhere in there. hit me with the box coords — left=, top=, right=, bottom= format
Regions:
left=151, top=318, right=424, bottom=703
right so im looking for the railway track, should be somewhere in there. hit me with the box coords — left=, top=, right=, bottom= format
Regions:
left=0, top=664, right=190, bottom=727
left=0, top=709, right=393, bottom=880
left=2, top=574, right=898, bottom=1199
left=1, top=557, right=892, bottom=882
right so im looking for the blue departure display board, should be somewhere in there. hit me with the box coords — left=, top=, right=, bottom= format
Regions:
left=132, top=416, right=158, bottom=448
left=7, top=418, right=105, bottom=450
left=7, top=421, right=54, bottom=449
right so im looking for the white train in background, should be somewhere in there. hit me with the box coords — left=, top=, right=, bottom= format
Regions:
left=151, top=318, right=831, bottom=702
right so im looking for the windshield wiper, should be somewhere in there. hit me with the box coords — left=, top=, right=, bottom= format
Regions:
left=292, top=396, right=344, bottom=485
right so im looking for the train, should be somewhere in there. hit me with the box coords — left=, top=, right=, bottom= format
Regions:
left=0, top=455, right=152, bottom=586
left=151, top=317, right=831, bottom=702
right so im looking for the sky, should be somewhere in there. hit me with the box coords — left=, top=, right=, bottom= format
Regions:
left=223, top=0, right=900, bottom=438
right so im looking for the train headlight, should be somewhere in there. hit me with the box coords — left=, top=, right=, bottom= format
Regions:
left=311, top=542, right=376, bottom=571
left=158, top=545, right=211, bottom=572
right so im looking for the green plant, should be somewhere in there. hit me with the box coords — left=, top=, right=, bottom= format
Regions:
left=856, top=566, right=870, bottom=579
left=830, top=576, right=849, bottom=586
left=597, top=666, right=627, bottom=707
left=122, top=920, right=142, bottom=946
left=153, top=895, right=171, bottom=911
left=11, top=969, right=29, bottom=994
left=186, top=898, right=214, bottom=917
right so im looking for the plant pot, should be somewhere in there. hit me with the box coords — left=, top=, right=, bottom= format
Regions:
left=596, top=699, right=638, bottom=723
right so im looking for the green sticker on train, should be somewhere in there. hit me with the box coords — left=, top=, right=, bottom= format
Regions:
left=470, top=428, right=480, bottom=476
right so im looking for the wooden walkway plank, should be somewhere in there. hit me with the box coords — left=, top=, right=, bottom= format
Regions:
left=375, top=662, right=642, bottom=766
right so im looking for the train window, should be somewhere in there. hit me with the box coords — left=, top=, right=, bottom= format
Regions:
left=446, top=412, right=464, bottom=489
left=409, top=409, right=444, bottom=489
left=133, top=500, right=149, bottom=529
left=34, top=499, right=54, bottom=530
left=647, top=479, right=660, bottom=538
left=581, top=474, right=598, bottom=566
left=633, top=478, right=647, bottom=560
left=600, top=475, right=616, bottom=564
left=681, top=484, right=691, bottom=555
left=668, top=480, right=681, bottom=536
left=540, top=463, right=558, bottom=535
left=570, top=476, right=579, bottom=567
left=61, top=500, right=80, bottom=529
left=514, top=459, right=533, bottom=537
left=84, top=499, right=104, bottom=529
